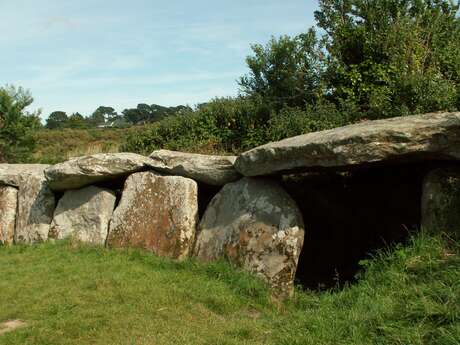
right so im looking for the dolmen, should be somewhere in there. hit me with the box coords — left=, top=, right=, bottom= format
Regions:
left=1, top=111, right=460, bottom=298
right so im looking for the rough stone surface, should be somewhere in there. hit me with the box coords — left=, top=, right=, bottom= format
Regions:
left=422, top=168, right=460, bottom=239
left=14, top=173, right=55, bottom=244
left=0, top=185, right=18, bottom=245
left=50, top=186, right=116, bottom=244
left=0, top=165, right=55, bottom=244
left=44, top=153, right=156, bottom=191
left=0, top=164, right=50, bottom=187
left=194, top=177, right=305, bottom=297
left=107, top=171, right=198, bottom=260
left=235, top=112, right=460, bottom=176
left=149, top=149, right=240, bottom=185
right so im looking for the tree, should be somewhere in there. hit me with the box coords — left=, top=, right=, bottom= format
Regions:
left=122, top=104, right=183, bottom=124
left=0, top=85, right=41, bottom=162
left=87, top=106, right=109, bottom=127
left=315, top=0, right=460, bottom=117
left=122, top=107, right=142, bottom=124
left=68, top=112, right=87, bottom=129
left=46, top=111, right=68, bottom=129
left=238, top=28, right=325, bottom=111
left=89, top=106, right=118, bottom=126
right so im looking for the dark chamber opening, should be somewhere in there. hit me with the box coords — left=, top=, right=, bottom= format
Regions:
left=282, top=162, right=445, bottom=290
left=197, top=183, right=222, bottom=218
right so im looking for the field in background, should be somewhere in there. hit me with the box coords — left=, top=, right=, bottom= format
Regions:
left=32, top=128, right=136, bottom=164
left=0, top=233, right=458, bottom=345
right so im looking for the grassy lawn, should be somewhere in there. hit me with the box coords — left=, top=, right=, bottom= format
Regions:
left=0, top=233, right=459, bottom=345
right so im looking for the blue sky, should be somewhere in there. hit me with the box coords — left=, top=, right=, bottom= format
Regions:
left=1, top=0, right=318, bottom=119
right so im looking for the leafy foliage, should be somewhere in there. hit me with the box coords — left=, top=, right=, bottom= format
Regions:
left=239, top=28, right=325, bottom=111
left=315, top=0, right=460, bottom=117
left=46, top=111, right=68, bottom=129
left=28, top=0, right=460, bottom=160
left=124, top=0, right=459, bottom=156
left=122, top=96, right=352, bottom=155
left=0, top=85, right=41, bottom=163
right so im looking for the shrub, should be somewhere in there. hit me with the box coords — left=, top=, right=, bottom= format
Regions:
left=0, top=85, right=41, bottom=163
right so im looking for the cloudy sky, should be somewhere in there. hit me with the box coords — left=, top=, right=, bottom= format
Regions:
left=1, top=0, right=318, bottom=119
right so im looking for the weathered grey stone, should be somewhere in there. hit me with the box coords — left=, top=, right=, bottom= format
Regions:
left=149, top=149, right=240, bottom=185
left=0, top=185, right=18, bottom=245
left=194, top=177, right=305, bottom=298
left=422, top=168, right=460, bottom=239
left=235, top=112, right=460, bottom=176
left=0, top=164, right=55, bottom=244
left=50, top=186, right=116, bottom=245
left=44, top=153, right=156, bottom=191
left=0, top=164, right=50, bottom=187
left=14, top=174, right=55, bottom=244
left=107, top=171, right=198, bottom=260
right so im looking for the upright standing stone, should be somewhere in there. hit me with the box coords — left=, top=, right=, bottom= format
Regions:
left=14, top=174, right=55, bottom=244
left=107, top=171, right=198, bottom=260
left=422, top=168, right=460, bottom=239
left=50, top=186, right=116, bottom=245
left=0, top=164, right=55, bottom=244
left=0, top=186, right=18, bottom=245
left=194, top=177, right=305, bottom=298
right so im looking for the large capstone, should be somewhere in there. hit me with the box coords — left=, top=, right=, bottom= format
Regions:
left=235, top=112, right=460, bottom=176
left=44, top=153, right=156, bottom=191
left=0, top=185, right=18, bottom=245
left=50, top=186, right=116, bottom=245
left=193, top=177, right=305, bottom=297
left=149, top=149, right=240, bottom=186
left=107, top=171, right=198, bottom=260
left=422, top=168, right=460, bottom=239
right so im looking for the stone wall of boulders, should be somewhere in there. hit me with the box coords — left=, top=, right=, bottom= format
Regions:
left=1, top=111, right=460, bottom=298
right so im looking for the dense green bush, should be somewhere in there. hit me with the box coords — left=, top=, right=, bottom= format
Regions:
left=0, top=85, right=41, bottom=163
left=316, top=0, right=460, bottom=117
left=122, top=97, right=359, bottom=155
left=122, top=97, right=270, bottom=154
left=124, top=1, right=459, bottom=155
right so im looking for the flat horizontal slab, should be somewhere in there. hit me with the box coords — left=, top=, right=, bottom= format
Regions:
left=0, top=164, right=49, bottom=187
left=44, top=153, right=155, bottom=191
left=149, top=149, right=240, bottom=185
left=235, top=112, right=460, bottom=176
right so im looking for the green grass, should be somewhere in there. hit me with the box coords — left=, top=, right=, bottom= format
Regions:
left=0, top=233, right=459, bottom=345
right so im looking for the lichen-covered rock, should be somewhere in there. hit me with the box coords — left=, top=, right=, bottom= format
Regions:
left=50, top=186, right=116, bottom=244
left=0, top=164, right=50, bottom=187
left=194, top=177, right=305, bottom=298
left=235, top=112, right=460, bottom=176
left=44, top=153, right=156, bottom=191
left=149, top=149, right=240, bottom=185
left=0, top=164, right=55, bottom=244
left=14, top=174, right=55, bottom=244
left=422, top=168, right=460, bottom=239
left=107, top=171, right=198, bottom=260
left=0, top=185, right=18, bottom=245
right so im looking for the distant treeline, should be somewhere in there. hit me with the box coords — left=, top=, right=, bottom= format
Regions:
left=45, top=104, right=193, bottom=129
